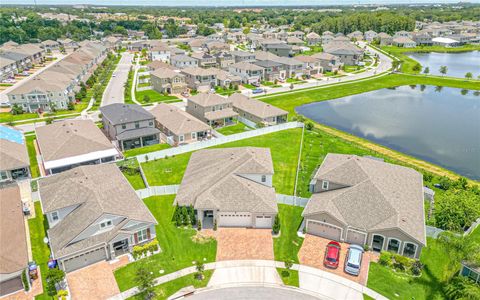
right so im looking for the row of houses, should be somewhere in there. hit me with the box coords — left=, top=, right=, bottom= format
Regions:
left=6, top=41, right=109, bottom=112
left=0, top=41, right=45, bottom=81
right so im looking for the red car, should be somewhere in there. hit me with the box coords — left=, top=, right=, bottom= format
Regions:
left=324, top=241, right=341, bottom=269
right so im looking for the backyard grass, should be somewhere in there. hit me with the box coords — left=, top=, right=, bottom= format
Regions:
left=299, top=45, right=323, bottom=56
left=216, top=122, right=253, bottom=135
left=277, top=268, right=299, bottom=287
left=117, top=158, right=146, bottom=190
left=363, top=294, right=375, bottom=300
left=273, top=204, right=304, bottom=263
left=128, top=270, right=214, bottom=300
left=0, top=112, right=39, bottom=123
left=124, top=143, right=172, bottom=158
left=135, top=89, right=180, bottom=104
left=367, top=237, right=455, bottom=300
left=114, top=195, right=217, bottom=292
left=28, top=202, right=51, bottom=300
left=25, top=135, right=40, bottom=178
left=142, top=128, right=302, bottom=195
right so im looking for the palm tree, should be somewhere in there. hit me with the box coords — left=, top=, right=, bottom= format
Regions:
left=439, top=65, right=448, bottom=77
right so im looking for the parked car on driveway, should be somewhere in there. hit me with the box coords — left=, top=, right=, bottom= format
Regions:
left=344, top=244, right=364, bottom=276
left=324, top=241, right=341, bottom=269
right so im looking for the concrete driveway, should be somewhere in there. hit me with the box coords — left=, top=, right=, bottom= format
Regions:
left=215, top=228, right=274, bottom=261
left=298, top=234, right=375, bottom=285
left=208, top=261, right=282, bottom=287
left=101, top=52, right=133, bottom=107
left=66, top=256, right=128, bottom=300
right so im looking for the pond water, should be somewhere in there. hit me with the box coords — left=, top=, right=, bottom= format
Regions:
left=407, top=51, right=480, bottom=78
left=296, top=85, right=480, bottom=179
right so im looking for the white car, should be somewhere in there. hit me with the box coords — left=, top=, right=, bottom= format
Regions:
left=112, top=74, right=116, bottom=77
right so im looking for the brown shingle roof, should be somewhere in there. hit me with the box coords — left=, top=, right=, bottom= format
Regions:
left=229, top=94, right=287, bottom=119
left=150, top=103, right=210, bottom=136
left=0, top=125, right=29, bottom=171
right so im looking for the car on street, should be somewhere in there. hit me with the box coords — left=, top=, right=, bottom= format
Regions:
left=112, top=74, right=116, bottom=77
left=252, top=88, right=264, bottom=94
left=323, top=241, right=341, bottom=269
left=344, top=244, right=364, bottom=276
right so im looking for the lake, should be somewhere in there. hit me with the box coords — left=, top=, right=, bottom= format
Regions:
left=296, top=86, right=480, bottom=180
left=407, top=51, right=480, bottom=78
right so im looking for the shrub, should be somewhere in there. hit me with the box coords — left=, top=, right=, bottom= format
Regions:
left=305, top=121, right=314, bottom=131
left=45, top=118, right=54, bottom=125
left=132, top=239, right=159, bottom=259
left=272, top=214, right=280, bottom=234
left=423, top=173, right=433, bottom=182
left=197, top=219, right=202, bottom=231
left=284, top=260, right=293, bottom=270
left=21, top=269, right=30, bottom=291
left=57, top=290, right=68, bottom=300
left=46, top=268, right=65, bottom=297
left=378, top=251, right=393, bottom=267
left=411, top=260, right=423, bottom=276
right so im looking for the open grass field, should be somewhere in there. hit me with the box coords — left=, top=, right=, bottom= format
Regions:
left=114, top=195, right=217, bottom=291
left=142, top=128, right=302, bottom=195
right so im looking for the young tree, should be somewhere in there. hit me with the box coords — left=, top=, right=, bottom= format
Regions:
left=46, top=268, right=65, bottom=297
left=445, top=276, right=480, bottom=300
left=135, top=265, right=156, bottom=300
left=412, top=63, right=421, bottom=72
left=11, top=104, right=24, bottom=115
left=67, top=102, right=75, bottom=110
left=439, top=65, right=448, bottom=76
left=391, top=60, right=400, bottom=71
left=195, top=261, right=205, bottom=280
left=272, top=214, right=280, bottom=234
left=465, top=72, right=473, bottom=80
left=143, top=95, right=150, bottom=103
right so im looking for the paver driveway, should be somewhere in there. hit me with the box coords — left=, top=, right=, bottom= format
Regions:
left=299, top=234, right=375, bottom=285
left=66, top=256, right=128, bottom=300
left=215, top=228, right=274, bottom=261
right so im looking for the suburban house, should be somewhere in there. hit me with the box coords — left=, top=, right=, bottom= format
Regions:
left=432, top=37, right=462, bottom=47
left=289, top=31, right=305, bottom=40
left=175, top=147, right=278, bottom=228
left=150, top=68, right=188, bottom=94
left=214, top=52, right=235, bottom=69
left=321, top=33, right=334, bottom=45
left=306, top=32, right=321, bottom=45
left=323, top=41, right=364, bottom=65
left=99, top=103, right=160, bottom=151
left=35, top=120, right=120, bottom=175
left=252, top=59, right=285, bottom=81
left=303, top=154, right=426, bottom=259
left=104, top=36, right=122, bottom=50
left=364, top=30, right=378, bottom=42
left=230, top=93, right=288, bottom=126
left=228, top=62, right=264, bottom=85
left=347, top=31, right=364, bottom=41
left=38, top=164, right=158, bottom=272
left=392, top=37, right=417, bottom=48
left=191, top=52, right=217, bottom=68
left=273, top=56, right=305, bottom=78
left=377, top=32, right=393, bottom=46
left=412, top=33, right=433, bottom=46
left=41, top=39, right=60, bottom=52
left=186, top=93, right=238, bottom=127
left=295, top=55, right=323, bottom=76
left=181, top=67, right=218, bottom=91
left=148, top=42, right=171, bottom=62
left=0, top=125, right=30, bottom=182
left=170, top=54, right=198, bottom=69
left=150, top=103, right=211, bottom=146
left=147, top=60, right=175, bottom=71
left=286, top=36, right=304, bottom=46
left=0, top=184, right=29, bottom=297
left=264, top=43, right=293, bottom=57
left=231, top=50, right=256, bottom=63
left=212, top=69, right=242, bottom=88
left=57, top=38, right=79, bottom=51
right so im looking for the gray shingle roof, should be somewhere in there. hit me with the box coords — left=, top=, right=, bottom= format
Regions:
left=303, top=154, right=426, bottom=246
left=115, top=127, right=160, bottom=141
left=188, top=93, right=230, bottom=107
left=229, top=94, right=287, bottom=119
left=100, top=103, right=154, bottom=125
left=175, top=147, right=277, bottom=214
left=150, top=103, right=211, bottom=136
left=0, top=126, right=29, bottom=171
left=39, top=164, right=157, bottom=258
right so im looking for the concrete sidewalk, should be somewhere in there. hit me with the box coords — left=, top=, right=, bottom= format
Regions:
left=109, top=260, right=387, bottom=300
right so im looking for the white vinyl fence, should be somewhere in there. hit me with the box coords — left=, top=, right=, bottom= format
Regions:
left=137, top=122, right=304, bottom=162
left=276, top=194, right=310, bottom=207
left=136, top=185, right=180, bottom=198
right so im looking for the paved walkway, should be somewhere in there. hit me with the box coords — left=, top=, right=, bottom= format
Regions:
left=101, top=52, right=133, bottom=107
left=109, top=260, right=387, bottom=300
left=130, top=59, right=142, bottom=105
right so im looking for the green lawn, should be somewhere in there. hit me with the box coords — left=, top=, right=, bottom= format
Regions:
left=135, top=89, right=180, bottom=104
left=286, top=78, right=307, bottom=84
left=299, top=45, right=323, bottom=56
left=114, top=195, right=217, bottom=291
left=242, top=83, right=256, bottom=90
left=124, top=143, right=172, bottom=158
left=0, top=112, right=39, bottom=123
left=277, top=268, right=299, bottom=287
left=343, top=65, right=364, bottom=73
left=367, top=238, right=455, bottom=300
left=128, top=270, right=213, bottom=300
left=216, top=122, right=253, bottom=135
left=273, top=204, right=304, bottom=263
left=28, top=202, right=51, bottom=300
left=214, top=86, right=239, bottom=96
left=363, top=294, right=375, bottom=300
left=25, top=135, right=40, bottom=178
left=117, top=159, right=146, bottom=190
left=142, top=128, right=302, bottom=195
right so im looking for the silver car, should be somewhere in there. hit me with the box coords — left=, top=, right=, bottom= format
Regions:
left=344, top=244, right=364, bottom=276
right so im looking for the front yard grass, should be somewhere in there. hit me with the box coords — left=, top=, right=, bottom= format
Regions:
left=367, top=237, right=454, bottom=300
left=142, top=128, right=302, bottom=195
left=135, top=89, right=180, bottom=104
left=0, top=112, right=39, bottom=123
left=25, top=135, right=40, bottom=178
left=117, top=158, right=146, bottom=190
left=124, top=143, right=171, bottom=158
left=216, top=122, right=253, bottom=135
left=114, top=195, right=217, bottom=292
left=242, top=83, right=256, bottom=90
left=286, top=78, right=307, bottom=84
left=277, top=268, right=299, bottom=287
left=128, top=270, right=213, bottom=300
left=28, top=202, right=51, bottom=300
left=273, top=204, right=304, bottom=263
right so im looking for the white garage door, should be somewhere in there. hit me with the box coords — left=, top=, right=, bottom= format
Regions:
left=307, top=220, right=342, bottom=241
left=218, top=212, right=252, bottom=227
left=345, top=229, right=367, bottom=246
left=255, top=215, right=272, bottom=228
left=63, top=247, right=107, bottom=273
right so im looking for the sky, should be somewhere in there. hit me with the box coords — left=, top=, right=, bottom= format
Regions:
left=3, top=0, right=480, bottom=6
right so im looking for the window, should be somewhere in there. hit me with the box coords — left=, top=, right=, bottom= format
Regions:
left=100, top=220, right=112, bottom=229
left=149, top=121, right=153, bottom=126
left=387, top=239, right=401, bottom=253
left=322, top=180, right=329, bottom=190
left=52, top=211, right=59, bottom=221
left=191, top=132, right=196, bottom=139
left=137, top=229, right=148, bottom=243
left=135, top=122, right=140, bottom=129
left=179, top=135, right=184, bottom=142
left=261, top=175, right=266, bottom=183
left=0, top=171, right=8, bottom=181
left=403, top=243, right=417, bottom=258
left=122, top=124, right=126, bottom=130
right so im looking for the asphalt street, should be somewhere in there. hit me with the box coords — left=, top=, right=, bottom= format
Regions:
left=100, top=52, right=133, bottom=107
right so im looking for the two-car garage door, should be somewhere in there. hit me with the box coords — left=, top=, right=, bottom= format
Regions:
left=63, top=247, right=107, bottom=273
left=307, top=220, right=342, bottom=241
left=218, top=212, right=252, bottom=227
